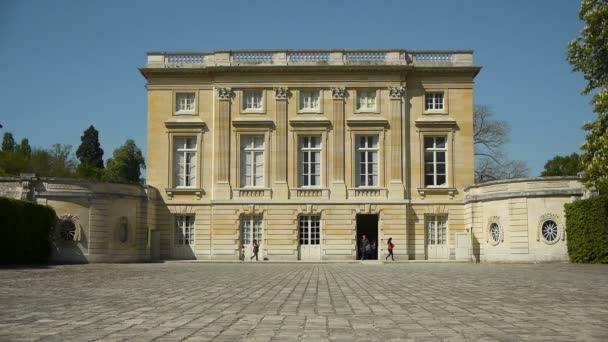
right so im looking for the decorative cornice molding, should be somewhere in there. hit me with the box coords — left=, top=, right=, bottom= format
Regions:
left=217, top=87, right=232, bottom=100
left=388, top=86, right=406, bottom=99
left=274, top=87, right=289, bottom=100
left=331, top=87, right=347, bottom=100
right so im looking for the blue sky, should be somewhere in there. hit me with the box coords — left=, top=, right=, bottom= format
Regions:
left=0, top=0, right=594, bottom=176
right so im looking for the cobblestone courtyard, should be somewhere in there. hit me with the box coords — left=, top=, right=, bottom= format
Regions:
left=1, top=263, right=607, bottom=341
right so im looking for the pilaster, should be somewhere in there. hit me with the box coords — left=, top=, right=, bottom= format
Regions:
left=330, top=87, right=347, bottom=199
left=215, top=88, right=233, bottom=199
left=388, top=86, right=405, bottom=200
left=273, top=87, right=289, bottom=199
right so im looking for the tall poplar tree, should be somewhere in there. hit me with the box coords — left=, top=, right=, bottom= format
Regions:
left=76, top=125, right=104, bottom=168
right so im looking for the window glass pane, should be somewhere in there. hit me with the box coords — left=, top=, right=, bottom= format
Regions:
left=424, top=151, right=434, bottom=163
left=437, top=163, right=446, bottom=174
left=437, top=175, right=446, bottom=186
left=424, top=137, right=433, bottom=149
left=436, top=152, right=445, bottom=163
left=425, top=175, right=434, bottom=186
left=435, top=137, right=446, bottom=148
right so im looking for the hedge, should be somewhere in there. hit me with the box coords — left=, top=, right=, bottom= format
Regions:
left=565, top=195, right=608, bottom=263
left=0, top=197, right=56, bottom=264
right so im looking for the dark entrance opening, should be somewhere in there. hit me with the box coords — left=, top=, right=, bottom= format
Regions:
left=356, top=214, right=379, bottom=260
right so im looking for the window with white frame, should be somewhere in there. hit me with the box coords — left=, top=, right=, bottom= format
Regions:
left=357, top=90, right=377, bottom=111
left=175, top=93, right=195, bottom=113
left=240, top=136, right=265, bottom=187
left=175, top=215, right=195, bottom=245
left=174, top=137, right=197, bottom=187
left=424, top=136, right=447, bottom=187
left=243, top=90, right=263, bottom=111
left=427, top=215, right=447, bottom=245
left=299, top=215, right=320, bottom=245
left=425, top=92, right=444, bottom=111
left=300, top=90, right=320, bottom=111
left=299, top=136, right=321, bottom=187
left=241, top=215, right=263, bottom=245
left=356, top=135, right=379, bottom=187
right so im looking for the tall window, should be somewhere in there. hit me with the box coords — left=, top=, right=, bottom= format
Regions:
left=299, top=215, right=320, bottom=245
left=241, top=215, right=263, bottom=245
left=175, top=215, right=195, bottom=245
left=241, top=136, right=264, bottom=187
left=424, top=136, right=447, bottom=187
left=175, top=93, right=195, bottom=113
left=357, top=90, right=376, bottom=111
left=356, top=135, right=379, bottom=187
left=300, top=91, right=320, bottom=111
left=174, top=137, right=197, bottom=187
left=425, top=92, right=444, bottom=111
left=299, top=136, right=321, bottom=187
left=427, top=215, right=447, bottom=245
left=243, top=90, right=263, bottom=111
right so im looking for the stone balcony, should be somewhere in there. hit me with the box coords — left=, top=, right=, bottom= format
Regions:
left=145, top=49, right=475, bottom=69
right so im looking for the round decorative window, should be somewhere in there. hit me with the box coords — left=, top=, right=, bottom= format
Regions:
left=541, top=220, right=559, bottom=244
left=489, top=223, right=501, bottom=245
left=59, top=220, right=76, bottom=241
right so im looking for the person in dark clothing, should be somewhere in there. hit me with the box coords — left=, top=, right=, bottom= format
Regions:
left=360, top=235, right=369, bottom=260
left=250, top=239, right=259, bottom=261
left=385, top=237, right=395, bottom=261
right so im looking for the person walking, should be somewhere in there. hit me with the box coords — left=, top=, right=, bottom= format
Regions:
left=360, top=235, right=369, bottom=260
left=385, top=237, right=395, bottom=261
left=250, top=239, right=259, bottom=261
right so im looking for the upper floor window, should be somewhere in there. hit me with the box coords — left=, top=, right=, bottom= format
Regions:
left=300, top=91, right=320, bottom=112
left=356, top=135, right=379, bottom=187
left=425, top=92, right=444, bottom=111
left=175, top=93, right=195, bottom=113
left=357, top=91, right=377, bottom=111
left=299, top=136, right=321, bottom=187
left=424, top=136, right=447, bottom=187
left=174, top=137, right=197, bottom=187
left=243, top=90, right=263, bottom=111
left=241, top=136, right=265, bottom=187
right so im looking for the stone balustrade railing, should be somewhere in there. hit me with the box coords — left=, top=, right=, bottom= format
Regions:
left=146, top=50, right=474, bottom=68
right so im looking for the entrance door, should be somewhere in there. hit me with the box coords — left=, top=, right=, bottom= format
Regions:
left=426, top=215, right=448, bottom=260
left=299, top=215, right=321, bottom=260
left=173, top=215, right=196, bottom=259
left=356, top=214, right=379, bottom=260
left=241, top=215, right=263, bottom=261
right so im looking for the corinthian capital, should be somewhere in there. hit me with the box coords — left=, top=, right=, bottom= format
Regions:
left=331, top=87, right=347, bottom=99
left=274, top=87, right=289, bottom=100
left=217, top=88, right=232, bottom=100
left=388, top=86, right=405, bottom=99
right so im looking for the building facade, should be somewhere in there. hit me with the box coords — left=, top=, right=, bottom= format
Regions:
left=141, top=49, right=480, bottom=261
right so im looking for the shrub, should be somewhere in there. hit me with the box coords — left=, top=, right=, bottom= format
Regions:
left=0, top=197, right=56, bottom=264
left=565, top=195, right=608, bottom=263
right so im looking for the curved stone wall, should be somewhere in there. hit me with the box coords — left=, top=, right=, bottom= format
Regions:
left=464, top=177, right=584, bottom=263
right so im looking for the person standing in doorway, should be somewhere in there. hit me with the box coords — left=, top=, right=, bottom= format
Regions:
left=250, top=239, right=259, bottom=261
left=385, top=237, right=395, bottom=261
left=360, top=235, right=369, bottom=260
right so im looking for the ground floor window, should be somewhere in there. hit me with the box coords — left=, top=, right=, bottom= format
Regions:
left=427, top=215, right=447, bottom=245
left=299, top=215, right=320, bottom=245
left=175, top=215, right=195, bottom=245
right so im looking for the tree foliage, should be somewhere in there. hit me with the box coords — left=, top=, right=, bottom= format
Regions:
left=568, top=0, right=608, bottom=193
left=474, top=105, right=529, bottom=183
left=76, top=125, right=104, bottom=169
left=2, top=132, right=16, bottom=152
left=104, top=140, right=145, bottom=183
left=541, top=153, right=583, bottom=177
left=18, top=138, right=32, bottom=159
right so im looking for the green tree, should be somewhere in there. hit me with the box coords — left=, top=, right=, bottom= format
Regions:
left=29, top=145, right=77, bottom=178
left=18, top=138, right=32, bottom=159
left=541, top=153, right=584, bottom=177
left=568, top=0, right=608, bottom=193
left=2, top=132, right=16, bottom=152
left=104, top=140, right=145, bottom=183
left=76, top=125, right=104, bottom=169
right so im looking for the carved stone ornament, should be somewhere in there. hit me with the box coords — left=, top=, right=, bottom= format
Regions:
left=55, top=214, right=81, bottom=243
left=537, top=213, right=564, bottom=244
left=487, top=216, right=503, bottom=246
left=115, top=216, right=129, bottom=244
left=274, top=87, right=289, bottom=100
left=331, top=87, right=347, bottom=99
left=217, top=87, right=232, bottom=100
left=388, top=86, right=405, bottom=99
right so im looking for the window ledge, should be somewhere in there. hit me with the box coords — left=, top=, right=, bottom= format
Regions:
left=290, top=188, right=329, bottom=198
left=233, top=188, right=272, bottom=198
left=174, top=110, right=196, bottom=115
left=165, top=188, right=205, bottom=199
left=348, top=188, right=388, bottom=198
left=417, top=187, right=456, bottom=199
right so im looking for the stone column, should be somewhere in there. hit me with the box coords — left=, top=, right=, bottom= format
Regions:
left=215, top=87, right=232, bottom=199
left=388, top=86, right=405, bottom=200
left=274, top=87, right=289, bottom=199
left=330, top=87, right=347, bottom=199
